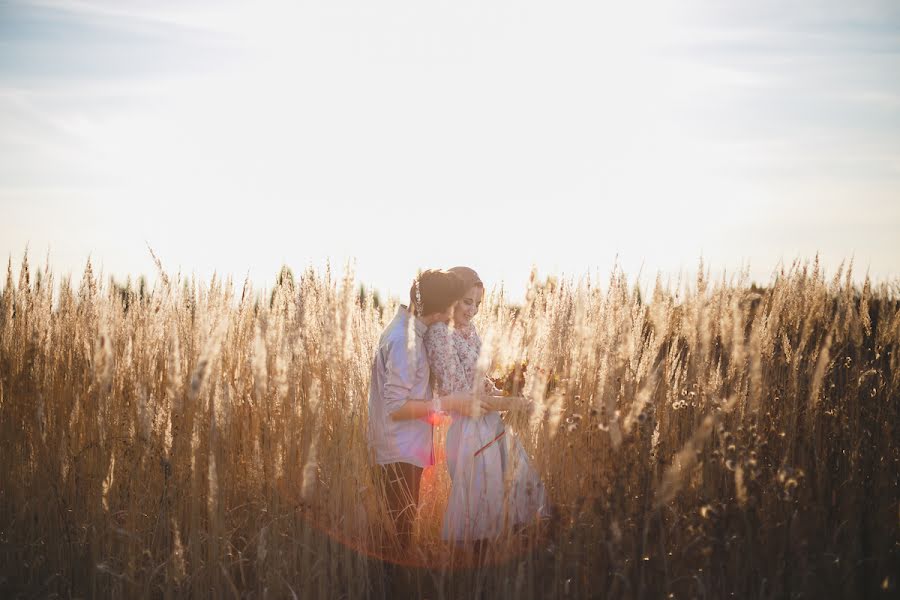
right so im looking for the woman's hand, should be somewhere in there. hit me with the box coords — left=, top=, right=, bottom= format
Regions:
left=442, top=392, right=492, bottom=418
left=484, top=395, right=532, bottom=413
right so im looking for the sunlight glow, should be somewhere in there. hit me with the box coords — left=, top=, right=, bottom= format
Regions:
left=2, top=0, right=899, bottom=298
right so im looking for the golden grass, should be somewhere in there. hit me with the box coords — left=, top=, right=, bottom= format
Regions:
left=0, top=254, right=897, bottom=599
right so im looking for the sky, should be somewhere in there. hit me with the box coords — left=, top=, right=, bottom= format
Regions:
left=2, top=0, right=899, bottom=299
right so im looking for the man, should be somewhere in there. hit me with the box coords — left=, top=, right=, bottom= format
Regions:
left=368, top=269, right=490, bottom=549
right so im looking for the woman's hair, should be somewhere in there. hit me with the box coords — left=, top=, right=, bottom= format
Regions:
left=410, top=269, right=467, bottom=316
left=448, top=266, right=483, bottom=292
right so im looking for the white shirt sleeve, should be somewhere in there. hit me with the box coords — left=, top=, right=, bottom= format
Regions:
left=382, top=337, right=413, bottom=415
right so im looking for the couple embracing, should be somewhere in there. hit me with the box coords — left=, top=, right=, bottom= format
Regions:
left=367, top=267, right=548, bottom=550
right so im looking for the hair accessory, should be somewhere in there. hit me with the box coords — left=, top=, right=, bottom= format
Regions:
left=414, top=277, right=423, bottom=315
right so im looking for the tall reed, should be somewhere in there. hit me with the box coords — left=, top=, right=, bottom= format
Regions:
left=0, top=255, right=897, bottom=599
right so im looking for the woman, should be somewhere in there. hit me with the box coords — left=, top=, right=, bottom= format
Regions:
left=424, top=266, right=548, bottom=543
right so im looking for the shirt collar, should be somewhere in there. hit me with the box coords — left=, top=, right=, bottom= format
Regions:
left=397, top=305, right=429, bottom=338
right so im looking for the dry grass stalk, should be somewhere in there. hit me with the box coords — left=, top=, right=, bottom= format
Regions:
left=0, top=255, right=896, bottom=599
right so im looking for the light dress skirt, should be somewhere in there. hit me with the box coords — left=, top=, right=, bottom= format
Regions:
left=442, top=411, right=549, bottom=542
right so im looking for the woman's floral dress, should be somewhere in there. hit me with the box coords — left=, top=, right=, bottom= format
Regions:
left=424, top=321, right=548, bottom=542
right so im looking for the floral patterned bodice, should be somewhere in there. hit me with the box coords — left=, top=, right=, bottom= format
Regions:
left=424, top=322, right=497, bottom=397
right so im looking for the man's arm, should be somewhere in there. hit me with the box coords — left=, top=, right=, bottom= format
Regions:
left=390, top=392, right=491, bottom=421
left=382, top=337, right=489, bottom=421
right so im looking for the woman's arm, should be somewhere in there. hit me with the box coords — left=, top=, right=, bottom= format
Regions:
left=390, top=392, right=491, bottom=421
left=383, top=334, right=487, bottom=420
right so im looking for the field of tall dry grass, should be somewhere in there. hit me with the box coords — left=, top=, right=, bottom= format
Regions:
left=0, top=254, right=897, bottom=599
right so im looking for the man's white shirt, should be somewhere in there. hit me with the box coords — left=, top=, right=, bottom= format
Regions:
left=367, top=306, right=434, bottom=467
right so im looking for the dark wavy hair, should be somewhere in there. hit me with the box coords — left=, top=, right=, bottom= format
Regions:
left=409, top=269, right=467, bottom=316
left=448, top=266, right=483, bottom=292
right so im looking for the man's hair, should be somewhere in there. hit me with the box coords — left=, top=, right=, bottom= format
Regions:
left=410, top=269, right=467, bottom=316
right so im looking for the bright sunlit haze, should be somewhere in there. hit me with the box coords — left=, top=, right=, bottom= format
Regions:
left=2, top=0, right=899, bottom=299
left=3, top=4, right=900, bottom=598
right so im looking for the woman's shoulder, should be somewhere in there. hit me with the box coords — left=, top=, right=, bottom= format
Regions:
left=425, top=321, right=450, bottom=341
left=453, top=323, right=480, bottom=342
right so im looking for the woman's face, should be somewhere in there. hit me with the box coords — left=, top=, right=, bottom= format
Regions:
left=453, top=285, right=483, bottom=328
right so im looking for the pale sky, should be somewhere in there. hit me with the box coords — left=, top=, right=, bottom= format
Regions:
left=2, top=0, right=899, bottom=299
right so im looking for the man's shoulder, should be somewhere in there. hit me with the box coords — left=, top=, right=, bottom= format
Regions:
left=381, top=320, right=409, bottom=348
